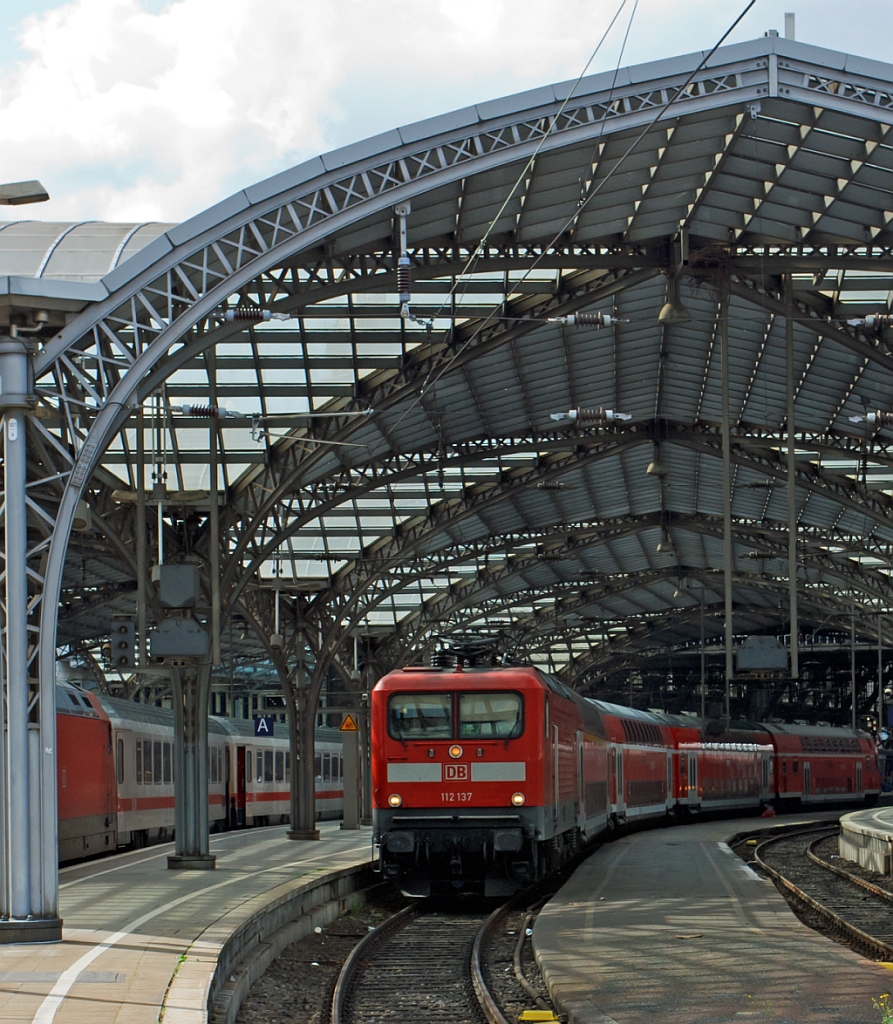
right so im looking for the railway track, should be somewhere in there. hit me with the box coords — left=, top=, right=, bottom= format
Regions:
left=330, top=896, right=554, bottom=1024
left=755, top=823, right=893, bottom=960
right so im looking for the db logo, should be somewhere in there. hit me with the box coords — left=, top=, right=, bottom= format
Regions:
left=444, top=763, right=469, bottom=781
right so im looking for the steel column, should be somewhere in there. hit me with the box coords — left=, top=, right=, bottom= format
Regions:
left=0, top=337, right=60, bottom=940
left=209, top=422, right=221, bottom=666
left=136, top=413, right=147, bottom=665
left=851, top=604, right=857, bottom=732
left=721, top=291, right=733, bottom=719
left=879, top=612, right=884, bottom=738
left=168, top=663, right=216, bottom=869
left=287, top=632, right=320, bottom=839
left=700, top=599, right=706, bottom=719
left=785, top=275, right=799, bottom=681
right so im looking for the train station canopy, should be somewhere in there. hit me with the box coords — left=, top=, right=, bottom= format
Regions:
left=8, top=32, right=893, bottom=710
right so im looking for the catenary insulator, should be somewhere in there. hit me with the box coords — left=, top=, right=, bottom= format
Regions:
left=536, top=480, right=567, bottom=490
left=397, top=256, right=412, bottom=305
left=550, top=407, right=633, bottom=424
left=847, top=314, right=893, bottom=330
left=548, top=311, right=626, bottom=327
left=225, top=308, right=273, bottom=322
left=573, top=312, right=614, bottom=327
left=179, top=405, right=233, bottom=418
left=868, top=410, right=893, bottom=427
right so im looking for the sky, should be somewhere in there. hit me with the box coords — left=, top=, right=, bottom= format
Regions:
left=0, top=0, right=892, bottom=225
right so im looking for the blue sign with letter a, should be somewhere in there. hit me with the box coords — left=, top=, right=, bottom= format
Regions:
left=254, top=716, right=275, bottom=737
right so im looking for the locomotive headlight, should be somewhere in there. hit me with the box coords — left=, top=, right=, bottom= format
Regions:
left=449, top=745, right=463, bottom=759
left=511, top=792, right=526, bottom=806
left=388, top=793, right=402, bottom=807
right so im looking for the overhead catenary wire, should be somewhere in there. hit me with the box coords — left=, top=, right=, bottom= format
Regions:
left=422, top=0, right=633, bottom=331
left=397, top=0, right=758, bottom=425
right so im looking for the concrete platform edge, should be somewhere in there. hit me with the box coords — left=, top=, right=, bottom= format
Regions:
left=160, top=860, right=374, bottom=1024
left=535, top=949, right=620, bottom=1024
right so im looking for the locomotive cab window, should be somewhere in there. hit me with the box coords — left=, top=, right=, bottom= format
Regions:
left=388, top=693, right=452, bottom=739
left=458, top=692, right=523, bottom=739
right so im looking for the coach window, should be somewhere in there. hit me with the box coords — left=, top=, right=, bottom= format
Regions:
left=264, top=750, right=274, bottom=783
left=256, top=751, right=264, bottom=784
left=163, top=743, right=172, bottom=785
left=275, top=751, right=284, bottom=783
left=153, top=742, right=162, bottom=786
left=285, top=752, right=291, bottom=785
left=323, top=753, right=331, bottom=782
left=388, top=693, right=452, bottom=739
left=246, top=750, right=253, bottom=788
left=136, top=740, right=143, bottom=784
left=314, top=755, right=322, bottom=780
left=459, top=693, right=523, bottom=739
left=116, top=738, right=124, bottom=785
left=209, top=748, right=217, bottom=784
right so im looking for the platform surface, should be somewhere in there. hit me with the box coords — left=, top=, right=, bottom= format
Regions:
left=534, top=817, right=892, bottom=1024
left=0, top=822, right=372, bottom=1024
left=841, top=803, right=893, bottom=837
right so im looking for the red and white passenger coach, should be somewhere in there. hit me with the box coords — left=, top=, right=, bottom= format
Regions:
left=371, top=663, right=880, bottom=897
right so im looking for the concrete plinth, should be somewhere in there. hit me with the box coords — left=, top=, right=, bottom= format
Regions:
left=287, top=828, right=321, bottom=840
left=167, top=853, right=216, bottom=870
left=0, top=916, right=62, bottom=943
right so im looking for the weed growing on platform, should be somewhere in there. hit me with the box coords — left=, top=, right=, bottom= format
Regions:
left=873, top=993, right=893, bottom=1023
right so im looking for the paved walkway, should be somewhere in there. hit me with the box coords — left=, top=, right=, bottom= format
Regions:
left=534, top=817, right=892, bottom=1024
left=0, top=822, right=372, bottom=1024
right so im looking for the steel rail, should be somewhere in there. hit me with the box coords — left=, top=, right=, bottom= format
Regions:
left=807, top=834, right=893, bottom=905
left=471, top=902, right=513, bottom=1024
left=754, top=825, right=893, bottom=962
left=330, top=903, right=418, bottom=1024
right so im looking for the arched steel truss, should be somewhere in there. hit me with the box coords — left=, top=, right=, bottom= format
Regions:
left=5, top=35, right=893, bottom=927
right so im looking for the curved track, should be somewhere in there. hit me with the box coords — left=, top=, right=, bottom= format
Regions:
left=331, top=898, right=543, bottom=1024
left=755, top=824, right=893, bottom=960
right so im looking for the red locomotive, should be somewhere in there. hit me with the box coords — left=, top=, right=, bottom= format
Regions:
left=371, top=664, right=880, bottom=896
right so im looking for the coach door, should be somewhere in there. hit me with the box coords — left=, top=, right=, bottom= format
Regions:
left=552, top=726, right=560, bottom=827
left=688, top=754, right=698, bottom=806
left=856, top=760, right=863, bottom=796
left=576, top=731, right=585, bottom=827
left=803, top=761, right=811, bottom=799
left=761, top=753, right=771, bottom=801
left=236, top=746, right=247, bottom=826
left=615, top=747, right=624, bottom=811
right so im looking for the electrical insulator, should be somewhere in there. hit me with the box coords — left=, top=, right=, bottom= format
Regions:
left=179, top=405, right=234, bottom=418
left=548, top=311, right=627, bottom=327
left=536, top=480, right=567, bottom=491
left=848, top=314, right=893, bottom=330
left=225, top=308, right=272, bottom=322
left=224, top=308, right=292, bottom=323
left=397, top=255, right=412, bottom=305
left=550, top=407, right=632, bottom=424
left=868, top=411, right=893, bottom=427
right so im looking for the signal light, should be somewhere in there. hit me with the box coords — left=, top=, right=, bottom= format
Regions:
left=511, top=792, right=526, bottom=806
left=449, top=745, right=463, bottom=759
left=388, top=793, right=402, bottom=807
left=110, top=619, right=136, bottom=669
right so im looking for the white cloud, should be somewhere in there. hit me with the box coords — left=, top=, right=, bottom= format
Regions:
left=0, top=0, right=891, bottom=223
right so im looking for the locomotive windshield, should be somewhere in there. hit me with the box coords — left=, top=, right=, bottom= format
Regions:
left=387, top=692, right=523, bottom=740
left=459, top=693, right=523, bottom=738
left=388, top=693, right=452, bottom=739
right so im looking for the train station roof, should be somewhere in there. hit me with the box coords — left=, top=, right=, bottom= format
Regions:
left=14, top=32, right=893, bottom=708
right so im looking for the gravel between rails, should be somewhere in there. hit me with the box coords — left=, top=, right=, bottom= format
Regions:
left=340, top=907, right=488, bottom=1024
left=480, top=904, right=552, bottom=1020
left=756, top=828, right=893, bottom=956
left=234, top=892, right=409, bottom=1024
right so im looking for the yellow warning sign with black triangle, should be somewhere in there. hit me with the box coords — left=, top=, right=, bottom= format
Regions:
left=339, top=713, right=359, bottom=732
